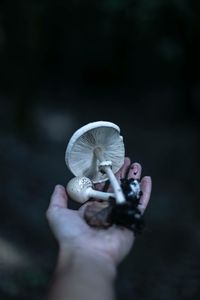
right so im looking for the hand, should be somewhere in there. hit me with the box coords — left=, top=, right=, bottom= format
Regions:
left=46, top=157, right=152, bottom=265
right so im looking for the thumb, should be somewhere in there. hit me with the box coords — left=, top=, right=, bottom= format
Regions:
left=48, top=185, right=68, bottom=209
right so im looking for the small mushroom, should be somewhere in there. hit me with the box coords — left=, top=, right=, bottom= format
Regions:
left=65, top=121, right=126, bottom=204
left=67, top=176, right=114, bottom=203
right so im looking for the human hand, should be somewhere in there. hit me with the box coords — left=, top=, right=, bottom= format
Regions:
left=46, top=157, right=152, bottom=266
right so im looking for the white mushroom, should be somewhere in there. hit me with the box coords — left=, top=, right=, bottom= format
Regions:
left=65, top=121, right=126, bottom=204
left=67, top=176, right=115, bottom=203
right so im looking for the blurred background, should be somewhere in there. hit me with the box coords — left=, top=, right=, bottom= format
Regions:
left=0, top=0, right=200, bottom=299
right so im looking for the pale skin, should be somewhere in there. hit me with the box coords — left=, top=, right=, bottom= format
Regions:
left=46, top=157, right=152, bottom=300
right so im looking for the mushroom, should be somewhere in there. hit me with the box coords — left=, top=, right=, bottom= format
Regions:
left=67, top=176, right=115, bottom=203
left=65, top=121, right=126, bottom=204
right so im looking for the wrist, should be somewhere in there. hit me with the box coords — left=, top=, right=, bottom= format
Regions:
left=57, top=245, right=117, bottom=280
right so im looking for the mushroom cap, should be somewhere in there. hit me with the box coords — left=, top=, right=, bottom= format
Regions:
left=65, top=121, right=125, bottom=183
left=67, top=176, right=93, bottom=203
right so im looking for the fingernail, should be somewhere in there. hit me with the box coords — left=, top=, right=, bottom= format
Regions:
left=54, top=184, right=62, bottom=192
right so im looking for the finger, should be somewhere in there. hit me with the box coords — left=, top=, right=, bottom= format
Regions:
left=48, top=185, right=68, bottom=209
left=127, top=162, right=142, bottom=180
left=115, top=157, right=131, bottom=180
left=138, top=176, right=152, bottom=214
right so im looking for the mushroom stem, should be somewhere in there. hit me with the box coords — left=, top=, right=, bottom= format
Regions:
left=103, top=166, right=126, bottom=204
left=94, top=148, right=126, bottom=204
left=88, top=188, right=114, bottom=201
left=67, top=176, right=115, bottom=203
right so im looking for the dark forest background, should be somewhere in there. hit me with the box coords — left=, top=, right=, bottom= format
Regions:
left=0, top=1, right=199, bottom=299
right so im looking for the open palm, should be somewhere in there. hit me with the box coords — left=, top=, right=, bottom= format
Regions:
left=46, top=157, right=152, bottom=264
